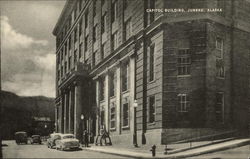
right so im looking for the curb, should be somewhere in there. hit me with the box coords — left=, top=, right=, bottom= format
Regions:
left=82, top=139, right=250, bottom=159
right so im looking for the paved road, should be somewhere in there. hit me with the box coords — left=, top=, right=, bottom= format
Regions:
left=2, top=140, right=127, bottom=158
left=188, top=145, right=250, bottom=159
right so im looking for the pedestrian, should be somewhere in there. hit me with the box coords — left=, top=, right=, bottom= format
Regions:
left=83, top=130, right=89, bottom=147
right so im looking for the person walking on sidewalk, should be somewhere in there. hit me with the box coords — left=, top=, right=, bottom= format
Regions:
left=83, top=130, right=89, bottom=147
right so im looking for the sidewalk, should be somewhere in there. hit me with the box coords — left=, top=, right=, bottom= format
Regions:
left=82, top=138, right=250, bottom=159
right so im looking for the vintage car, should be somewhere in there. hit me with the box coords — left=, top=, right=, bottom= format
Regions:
left=55, top=134, right=80, bottom=151
left=30, top=135, right=42, bottom=144
left=15, top=131, right=28, bottom=144
left=47, top=133, right=61, bottom=148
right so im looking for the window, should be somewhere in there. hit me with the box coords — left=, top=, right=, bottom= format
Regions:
left=149, top=44, right=155, bottom=81
left=122, top=102, right=129, bottom=127
left=216, top=65, right=225, bottom=78
left=92, top=51, right=96, bottom=67
left=79, top=19, right=83, bottom=37
left=110, top=72, right=115, bottom=97
left=79, top=43, right=83, bottom=58
left=101, top=13, right=107, bottom=34
left=149, top=96, right=155, bottom=123
left=85, top=36, right=88, bottom=52
left=101, top=43, right=105, bottom=60
left=73, top=7, right=77, bottom=20
left=64, top=43, right=67, bottom=56
left=110, top=103, right=116, bottom=129
left=122, top=62, right=129, bottom=92
left=64, top=62, right=67, bottom=74
left=74, top=50, right=77, bottom=65
left=85, top=11, right=88, bottom=29
left=93, top=0, right=97, bottom=17
left=61, top=66, right=64, bottom=77
left=215, top=92, right=224, bottom=122
left=112, top=32, right=118, bottom=50
left=124, top=18, right=133, bottom=40
left=101, top=0, right=105, bottom=6
left=177, top=94, right=190, bottom=112
left=93, top=25, right=97, bottom=43
left=69, top=36, right=72, bottom=50
left=68, top=56, right=71, bottom=70
left=124, top=0, right=129, bottom=9
left=111, top=0, right=118, bottom=23
left=79, top=0, right=83, bottom=11
left=99, top=77, right=105, bottom=101
left=74, top=28, right=77, bottom=44
left=100, top=109, right=105, bottom=126
left=177, top=49, right=191, bottom=75
left=216, top=38, right=223, bottom=59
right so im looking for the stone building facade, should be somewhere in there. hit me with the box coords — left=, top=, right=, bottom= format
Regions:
left=53, top=0, right=250, bottom=146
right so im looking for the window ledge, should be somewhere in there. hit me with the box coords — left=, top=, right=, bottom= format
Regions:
left=148, top=122, right=155, bottom=126
left=122, top=90, right=130, bottom=94
left=148, top=79, right=156, bottom=84
left=216, top=77, right=225, bottom=79
left=110, top=128, right=116, bottom=131
left=177, top=75, right=191, bottom=78
left=122, top=126, right=130, bottom=130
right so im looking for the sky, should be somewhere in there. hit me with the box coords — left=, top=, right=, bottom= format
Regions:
left=0, top=0, right=66, bottom=97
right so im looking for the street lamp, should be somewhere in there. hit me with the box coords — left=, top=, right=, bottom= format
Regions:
left=80, top=114, right=84, bottom=144
left=133, top=100, right=138, bottom=147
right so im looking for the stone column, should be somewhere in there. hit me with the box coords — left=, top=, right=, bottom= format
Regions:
left=68, top=87, right=72, bottom=133
left=130, top=56, right=136, bottom=134
left=95, top=80, right=100, bottom=135
left=61, top=93, right=64, bottom=133
left=64, top=92, right=67, bottom=133
left=55, top=105, right=58, bottom=132
left=116, top=65, right=121, bottom=134
left=74, top=81, right=82, bottom=140
left=105, top=73, right=110, bottom=131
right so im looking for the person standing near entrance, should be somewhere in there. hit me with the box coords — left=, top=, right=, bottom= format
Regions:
left=83, top=130, right=89, bottom=147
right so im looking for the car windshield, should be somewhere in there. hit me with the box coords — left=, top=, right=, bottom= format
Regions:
left=63, top=135, right=74, bottom=139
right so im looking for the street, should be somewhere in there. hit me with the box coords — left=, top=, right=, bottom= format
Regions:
left=2, top=140, right=126, bottom=159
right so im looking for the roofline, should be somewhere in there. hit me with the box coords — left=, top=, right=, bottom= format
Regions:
left=52, top=0, right=76, bottom=36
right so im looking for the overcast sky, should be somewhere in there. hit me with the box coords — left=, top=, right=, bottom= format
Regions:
left=0, top=0, right=66, bottom=97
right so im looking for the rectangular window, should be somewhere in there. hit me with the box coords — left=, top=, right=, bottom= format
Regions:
left=64, top=62, right=67, bottom=74
left=215, top=92, right=224, bottom=122
left=147, top=0, right=155, bottom=25
left=61, top=66, right=63, bottom=77
left=73, top=7, right=77, bottom=20
left=149, top=96, right=155, bottom=123
left=74, top=28, right=77, bottom=44
left=122, top=62, right=129, bottom=92
left=124, top=0, right=128, bottom=9
left=124, top=18, right=133, bottom=40
left=85, top=36, right=88, bottom=52
left=111, top=0, right=118, bottom=23
left=93, top=0, right=96, bottom=17
left=92, top=51, right=96, bottom=67
left=100, top=109, right=105, bottom=126
left=79, top=0, right=83, bottom=11
left=149, top=44, right=155, bottom=81
left=85, top=11, right=88, bottom=29
left=111, top=32, right=118, bottom=50
left=177, top=94, right=190, bottom=112
left=79, top=43, right=83, bottom=58
left=68, top=56, right=71, bottom=70
left=79, top=19, right=83, bottom=37
left=93, top=25, right=97, bottom=43
left=101, top=43, right=105, bottom=60
left=216, top=64, right=225, bottom=78
left=122, top=102, right=129, bottom=127
left=177, top=49, right=191, bottom=75
left=110, top=72, right=115, bottom=97
left=74, top=50, right=77, bottom=65
left=99, top=77, right=105, bottom=101
left=69, top=36, right=72, bottom=50
left=216, top=38, right=223, bottom=59
left=101, top=13, right=107, bottom=34
left=110, top=102, right=116, bottom=129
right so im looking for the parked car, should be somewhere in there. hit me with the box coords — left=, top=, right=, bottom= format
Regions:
left=30, top=135, right=42, bottom=144
left=15, top=131, right=28, bottom=144
left=55, top=134, right=80, bottom=151
left=47, top=133, right=61, bottom=149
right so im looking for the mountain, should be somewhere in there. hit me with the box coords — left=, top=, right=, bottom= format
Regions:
left=0, top=90, right=55, bottom=139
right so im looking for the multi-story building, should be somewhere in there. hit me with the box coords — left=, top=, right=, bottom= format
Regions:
left=53, top=0, right=250, bottom=146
